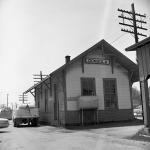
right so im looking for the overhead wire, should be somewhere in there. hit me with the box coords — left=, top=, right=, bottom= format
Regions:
left=110, top=33, right=127, bottom=44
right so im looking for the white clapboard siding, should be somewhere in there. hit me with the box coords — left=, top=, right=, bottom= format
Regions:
left=66, top=56, right=131, bottom=111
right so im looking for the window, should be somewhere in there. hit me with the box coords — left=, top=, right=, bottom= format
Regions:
left=45, top=89, right=48, bottom=112
left=103, top=78, right=118, bottom=109
left=81, top=78, right=96, bottom=96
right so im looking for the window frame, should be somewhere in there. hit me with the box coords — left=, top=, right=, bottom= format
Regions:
left=103, top=78, right=118, bottom=110
left=81, top=77, right=96, bottom=96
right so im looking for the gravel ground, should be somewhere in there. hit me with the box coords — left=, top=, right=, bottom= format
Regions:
left=0, top=120, right=150, bottom=150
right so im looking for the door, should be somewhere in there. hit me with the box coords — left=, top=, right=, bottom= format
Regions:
left=54, top=84, right=59, bottom=121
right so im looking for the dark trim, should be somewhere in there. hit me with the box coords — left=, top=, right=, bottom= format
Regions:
left=62, top=69, right=67, bottom=125
left=129, top=72, right=134, bottom=112
left=129, top=73, right=133, bottom=113
left=40, top=84, right=43, bottom=99
left=65, top=109, right=133, bottom=125
left=49, top=76, right=52, bottom=96
left=44, top=89, right=48, bottom=112
left=53, top=84, right=58, bottom=120
left=81, top=57, right=85, bottom=73
left=111, top=56, right=114, bottom=74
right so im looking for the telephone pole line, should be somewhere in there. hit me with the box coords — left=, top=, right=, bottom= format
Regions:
left=33, top=71, right=48, bottom=84
left=118, top=3, right=147, bottom=43
left=19, top=93, right=28, bottom=104
left=7, top=94, right=9, bottom=108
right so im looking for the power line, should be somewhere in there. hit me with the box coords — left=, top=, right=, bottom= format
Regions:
left=110, top=33, right=127, bottom=44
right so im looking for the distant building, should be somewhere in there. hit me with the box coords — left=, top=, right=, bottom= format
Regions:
left=24, top=39, right=139, bottom=126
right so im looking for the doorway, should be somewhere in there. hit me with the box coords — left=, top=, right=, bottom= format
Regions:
left=54, top=84, right=59, bottom=121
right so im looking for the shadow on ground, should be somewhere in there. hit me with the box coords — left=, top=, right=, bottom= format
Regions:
left=66, top=118, right=143, bottom=130
left=128, top=127, right=150, bottom=142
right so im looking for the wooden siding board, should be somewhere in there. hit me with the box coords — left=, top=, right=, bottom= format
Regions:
left=137, top=43, right=150, bottom=80
left=142, top=47, right=148, bottom=78
left=38, top=72, right=66, bottom=125
left=65, top=109, right=133, bottom=125
left=137, top=49, right=144, bottom=80
left=145, top=44, right=150, bottom=77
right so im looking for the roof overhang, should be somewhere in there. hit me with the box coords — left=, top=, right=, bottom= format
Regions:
left=24, top=74, right=51, bottom=95
left=24, top=39, right=140, bottom=94
left=126, top=37, right=150, bottom=51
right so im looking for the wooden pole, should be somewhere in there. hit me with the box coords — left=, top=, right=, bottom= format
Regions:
left=140, top=80, right=150, bottom=128
left=7, top=94, right=9, bottom=108
left=131, top=3, right=138, bottom=43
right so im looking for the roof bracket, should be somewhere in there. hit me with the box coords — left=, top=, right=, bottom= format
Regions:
left=43, top=80, right=51, bottom=90
left=30, top=90, right=35, bottom=98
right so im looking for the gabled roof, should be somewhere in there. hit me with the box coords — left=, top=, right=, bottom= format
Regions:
left=24, top=39, right=139, bottom=94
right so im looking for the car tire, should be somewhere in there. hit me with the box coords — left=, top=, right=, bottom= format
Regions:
left=14, top=119, right=19, bottom=127
left=31, top=118, right=38, bottom=127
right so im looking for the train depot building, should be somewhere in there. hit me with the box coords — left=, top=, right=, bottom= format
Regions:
left=24, top=39, right=139, bottom=126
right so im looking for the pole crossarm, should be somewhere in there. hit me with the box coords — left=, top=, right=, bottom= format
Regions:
left=121, top=29, right=147, bottom=37
left=19, top=93, right=28, bottom=103
left=118, top=8, right=146, bottom=17
left=33, top=71, right=48, bottom=84
left=118, top=15, right=147, bottom=24
left=119, top=23, right=148, bottom=30
left=118, top=3, right=147, bottom=42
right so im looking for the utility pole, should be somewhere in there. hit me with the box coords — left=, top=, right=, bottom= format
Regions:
left=7, top=94, right=9, bottom=108
left=33, top=71, right=48, bottom=84
left=119, top=3, right=150, bottom=130
left=118, top=3, right=147, bottom=43
left=19, top=93, right=28, bottom=104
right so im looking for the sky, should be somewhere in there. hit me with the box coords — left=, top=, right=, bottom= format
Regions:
left=0, top=0, right=150, bottom=106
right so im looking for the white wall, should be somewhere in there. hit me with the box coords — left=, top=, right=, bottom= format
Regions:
left=66, top=50, right=131, bottom=111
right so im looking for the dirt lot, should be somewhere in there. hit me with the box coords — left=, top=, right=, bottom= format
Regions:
left=0, top=120, right=150, bottom=150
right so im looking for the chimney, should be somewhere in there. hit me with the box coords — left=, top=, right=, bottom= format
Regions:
left=65, top=55, right=71, bottom=64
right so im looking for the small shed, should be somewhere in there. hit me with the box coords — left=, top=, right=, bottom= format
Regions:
left=126, top=37, right=150, bottom=129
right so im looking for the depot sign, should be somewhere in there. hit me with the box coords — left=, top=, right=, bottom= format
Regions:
left=85, top=57, right=110, bottom=65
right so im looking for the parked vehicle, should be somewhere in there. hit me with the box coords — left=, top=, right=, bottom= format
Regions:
left=0, top=118, right=9, bottom=128
left=0, top=108, right=12, bottom=120
left=12, top=104, right=39, bottom=127
left=133, top=105, right=143, bottom=117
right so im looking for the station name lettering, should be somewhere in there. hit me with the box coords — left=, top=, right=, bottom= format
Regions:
left=85, top=58, right=110, bottom=65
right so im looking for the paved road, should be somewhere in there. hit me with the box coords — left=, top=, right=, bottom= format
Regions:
left=0, top=121, right=150, bottom=150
